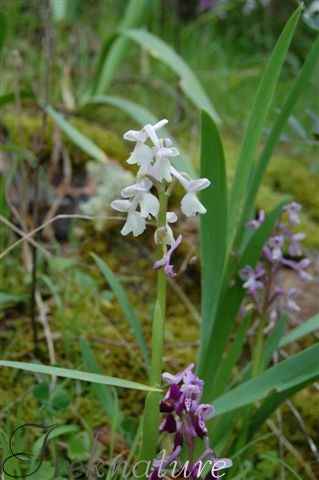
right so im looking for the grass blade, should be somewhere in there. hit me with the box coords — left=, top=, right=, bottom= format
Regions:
left=0, top=361, right=160, bottom=391
left=279, top=312, right=319, bottom=348
left=91, top=253, right=149, bottom=369
left=47, top=106, right=107, bottom=163
left=212, top=344, right=319, bottom=415
left=80, top=337, right=117, bottom=418
left=227, top=6, right=302, bottom=246
left=199, top=204, right=283, bottom=398
left=122, top=29, right=221, bottom=124
left=240, top=35, right=319, bottom=232
left=91, top=0, right=153, bottom=95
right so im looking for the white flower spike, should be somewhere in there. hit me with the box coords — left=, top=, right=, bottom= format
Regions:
left=111, top=119, right=211, bottom=277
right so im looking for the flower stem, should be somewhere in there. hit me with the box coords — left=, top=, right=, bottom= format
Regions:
left=138, top=190, right=168, bottom=470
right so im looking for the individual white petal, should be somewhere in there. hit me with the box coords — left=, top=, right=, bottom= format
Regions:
left=165, top=223, right=175, bottom=245
left=144, top=124, right=160, bottom=147
left=121, top=178, right=153, bottom=198
left=166, top=212, right=177, bottom=223
left=139, top=192, right=160, bottom=218
left=170, top=166, right=189, bottom=189
left=187, top=178, right=211, bottom=192
left=111, top=199, right=131, bottom=212
left=127, top=142, right=154, bottom=170
left=153, top=119, right=168, bottom=130
left=181, top=192, right=206, bottom=217
left=123, top=129, right=148, bottom=142
left=151, top=157, right=172, bottom=182
left=121, top=211, right=145, bottom=237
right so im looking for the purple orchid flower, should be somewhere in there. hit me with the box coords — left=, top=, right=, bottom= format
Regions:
left=154, top=234, right=183, bottom=278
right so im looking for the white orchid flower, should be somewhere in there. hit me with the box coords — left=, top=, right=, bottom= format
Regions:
left=123, top=120, right=169, bottom=177
left=150, top=138, right=179, bottom=182
left=121, top=178, right=159, bottom=218
left=154, top=211, right=178, bottom=246
left=111, top=198, right=146, bottom=237
left=170, top=166, right=211, bottom=217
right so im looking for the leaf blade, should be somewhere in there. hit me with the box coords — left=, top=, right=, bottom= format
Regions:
left=91, top=253, right=149, bottom=369
left=0, top=361, right=158, bottom=392
left=122, top=29, right=221, bottom=124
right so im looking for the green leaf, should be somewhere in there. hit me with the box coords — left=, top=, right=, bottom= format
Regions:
left=91, top=253, right=149, bottom=368
left=33, top=381, right=50, bottom=402
left=199, top=111, right=227, bottom=359
left=213, top=317, right=250, bottom=398
left=47, top=106, right=107, bottom=163
left=279, top=312, right=319, bottom=348
left=122, top=29, right=221, bottom=124
left=80, top=337, right=117, bottom=418
left=240, top=35, right=319, bottom=232
left=0, top=91, right=34, bottom=108
left=227, top=6, right=302, bottom=247
left=212, top=344, right=319, bottom=415
left=84, top=95, right=194, bottom=175
left=0, top=361, right=159, bottom=392
left=199, top=204, right=283, bottom=396
left=91, top=0, right=154, bottom=95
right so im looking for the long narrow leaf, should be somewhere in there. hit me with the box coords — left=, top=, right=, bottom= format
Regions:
left=80, top=337, right=117, bottom=418
left=91, top=0, right=153, bottom=95
left=47, top=106, right=107, bottom=163
left=239, top=35, right=319, bottom=233
left=199, top=204, right=283, bottom=393
left=0, top=361, right=158, bottom=391
left=279, top=312, right=319, bottom=347
left=122, top=29, right=221, bottom=124
left=212, top=344, right=319, bottom=415
left=227, top=6, right=302, bottom=247
left=91, top=253, right=149, bottom=368
left=84, top=95, right=194, bottom=175
left=199, top=111, right=227, bottom=360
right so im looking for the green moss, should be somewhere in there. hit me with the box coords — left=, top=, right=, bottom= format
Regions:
left=3, top=111, right=129, bottom=165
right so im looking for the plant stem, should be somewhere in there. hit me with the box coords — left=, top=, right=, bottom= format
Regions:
left=138, top=189, right=168, bottom=471
left=251, top=316, right=265, bottom=378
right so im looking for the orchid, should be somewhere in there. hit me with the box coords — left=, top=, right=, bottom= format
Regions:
left=111, top=120, right=211, bottom=277
left=240, top=203, right=312, bottom=320
left=151, top=364, right=232, bottom=480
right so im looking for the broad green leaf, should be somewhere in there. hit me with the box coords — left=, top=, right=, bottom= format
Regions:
left=91, top=253, right=149, bottom=368
left=199, top=111, right=227, bottom=359
left=0, top=361, right=159, bottom=392
left=239, top=35, right=319, bottom=233
left=47, top=106, right=107, bottom=163
left=122, top=29, right=221, bottom=124
left=91, top=0, right=154, bottom=95
left=227, top=6, right=302, bottom=247
left=279, top=312, right=319, bottom=347
left=84, top=95, right=194, bottom=175
left=199, top=205, right=283, bottom=395
left=80, top=337, right=117, bottom=418
left=212, top=343, right=319, bottom=415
